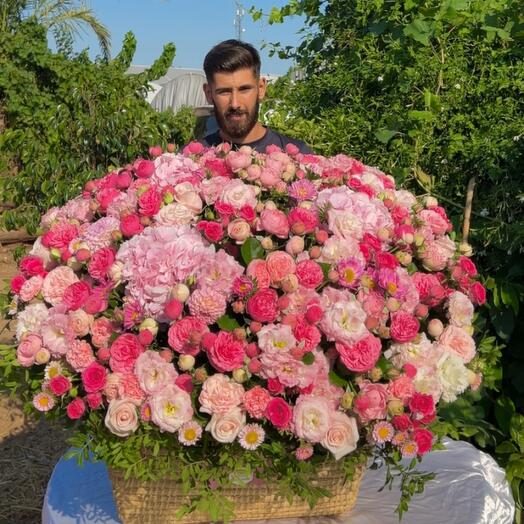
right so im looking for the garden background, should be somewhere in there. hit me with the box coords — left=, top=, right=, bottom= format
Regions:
left=0, top=0, right=523, bottom=522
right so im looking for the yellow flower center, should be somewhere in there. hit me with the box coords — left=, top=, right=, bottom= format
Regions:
left=184, top=428, right=197, bottom=441
left=344, top=268, right=355, bottom=284
left=245, top=431, right=259, bottom=445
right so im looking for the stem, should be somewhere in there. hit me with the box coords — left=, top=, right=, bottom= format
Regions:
left=462, top=177, right=476, bottom=246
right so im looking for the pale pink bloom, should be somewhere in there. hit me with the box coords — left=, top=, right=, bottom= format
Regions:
left=354, top=381, right=388, bottom=423
left=246, top=259, right=271, bottom=289
left=220, top=179, right=257, bottom=210
left=200, top=176, right=230, bottom=205
left=40, top=206, right=64, bottom=229
left=197, top=249, right=245, bottom=297
left=42, top=266, right=79, bottom=306
left=68, top=309, right=93, bottom=337
left=33, top=392, right=55, bottom=412
left=295, top=445, right=314, bottom=461
left=188, top=288, right=226, bottom=324
left=17, top=334, right=43, bottom=367
left=41, top=313, right=74, bottom=357
left=320, top=236, right=362, bottom=265
left=134, top=350, right=177, bottom=395
left=436, top=352, right=470, bottom=403
left=154, top=203, right=195, bottom=226
left=266, top=251, right=296, bottom=285
left=80, top=216, right=120, bottom=252
left=174, top=182, right=203, bottom=213
left=292, top=395, right=332, bottom=443
left=90, top=317, right=113, bottom=348
left=394, top=190, right=417, bottom=209
left=438, top=325, right=476, bottom=363
left=321, top=411, right=359, bottom=460
left=105, top=399, right=139, bottom=437
left=106, top=191, right=138, bottom=218
left=103, top=373, right=122, bottom=401
left=372, top=421, right=395, bottom=444
left=150, top=384, right=193, bottom=432
left=199, top=374, right=244, bottom=415
left=420, top=236, right=456, bottom=271
left=401, top=441, right=418, bottom=458
left=446, top=291, right=474, bottom=327
left=205, top=407, right=246, bottom=443
left=19, top=275, right=44, bottom=302
left=63, top=196, right=94, bottom=223
left=152, top=153, right=203, bottom=189
left=319, top=299, right=368, bottom=346
left=257, top=324, right=296, bottom=356
left=17, top=304, right=49, bottom=341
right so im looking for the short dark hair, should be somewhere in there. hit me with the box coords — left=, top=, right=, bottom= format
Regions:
left=203, top=39, right=261, bottom=82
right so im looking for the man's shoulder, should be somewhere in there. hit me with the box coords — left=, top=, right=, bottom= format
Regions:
left=263, top=128, right=312, bottom=154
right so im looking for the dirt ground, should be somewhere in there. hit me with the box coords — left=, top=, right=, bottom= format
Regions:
left=0, top=243, right=71, bottom=524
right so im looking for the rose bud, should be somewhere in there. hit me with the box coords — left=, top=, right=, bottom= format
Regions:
left=232, top=368, right=249, bottom=383
left=35, top=348, right=51, bottom=365
left=388, top=399, right=404, bottom=416
left=425, top=196, right=438, bottom=208
left=171, top=284, right=190, bottom=303
left=159, top=348, right=174, bottom=362
left=328, top=269, right=339, bottom=283
left=369, top=367, right=383, bottom=382
left=245, top=343, right=260, bottom=358
left=233, top=328, right=246, bottom=341
left=139, top=318, right=158, bottom=337
left=75, top=248, right=91, bottom=262
left=178, top=354, right=195, bottom=371
left=138, top=330, right=154, bottom=346
left=340, top=392, right=354, bottom=410
left=305, top=304, right=323, bottom=324
left=232, top=300, right=245, bottom=314
left=97, top=347, right=110, bottom=362
left=250, top=321, right=262, bottom=334
left=315, top=229, right=329, bottom=244
left=247, top=358, right=262, bottom=374
left=309, top=245, right=322, bottom=259
left=260, top=237, right=274, bottom=250
left=427, top=318, right=444, bottom=338
left=193, top=366, right=208, bottom=383
left=166, top=143, right=176, bottom=153
left=164, top=299, right=183, bottom=320
left=414, top=303, right=429, bottom=319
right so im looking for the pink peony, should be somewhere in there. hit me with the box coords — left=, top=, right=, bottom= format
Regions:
left=354, top=381, right=388, bottom=423
left=207, top=331, right=245, bottom=372
left=120, top=213, right=144, bottom=237
left=390, top=311, right=420, bottom=343
left=19, top=275, right=44, bottom=302
left=168, top=316, right=208, bottom=356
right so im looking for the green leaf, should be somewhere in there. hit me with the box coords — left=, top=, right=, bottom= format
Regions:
left=216, top=314, right=240, bottom=332
left=375, top=128, right=400, bottom=144
left=496, top=441, right=519, bottom=454
left=240, top=237, right=265, bottom=265
left=510, top=414, right=524, bottom=453
left=407, top=110, right=435, bottom=122
left=495, top=396, right=516, bottom=436
left=302, top=352, right=315, bottom=365
left=328, top=370, right=348, bottom=388
left=500, top=283, right=520, bottom=315
left=403, top=18, right=432, bottom=45
left=490, top=308, right=515, bottom=340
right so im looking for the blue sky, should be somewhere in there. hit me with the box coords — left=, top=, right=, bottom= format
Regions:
left=68, top=1, right=306, bottom=75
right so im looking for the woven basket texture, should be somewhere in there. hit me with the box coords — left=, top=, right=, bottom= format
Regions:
left=108, top=461, right=365, bottom=523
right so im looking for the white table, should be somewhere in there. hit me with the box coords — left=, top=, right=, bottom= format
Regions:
left=42, top=439, right=515, bottom=524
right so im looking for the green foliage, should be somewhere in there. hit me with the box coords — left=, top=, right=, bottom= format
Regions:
left=0, top=20, right=185, bottom=233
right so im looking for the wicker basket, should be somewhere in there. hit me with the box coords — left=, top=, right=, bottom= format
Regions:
left=108, top=461, right=365, bottom=523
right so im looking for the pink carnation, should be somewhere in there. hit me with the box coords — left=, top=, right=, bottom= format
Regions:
left=168, top=316, right=208, bottom=356
left=243, top=386, right=271, bottom=419
left=66, top=339, right=95, bottom=372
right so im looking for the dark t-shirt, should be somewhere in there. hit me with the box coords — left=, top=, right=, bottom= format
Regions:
left=200, top=127, right=312, bottom=154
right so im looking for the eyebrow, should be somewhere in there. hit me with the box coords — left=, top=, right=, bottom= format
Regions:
left=214, top=84, right=255, bottom=92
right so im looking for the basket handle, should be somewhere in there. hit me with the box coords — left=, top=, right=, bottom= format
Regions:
left=460, top=177, right=476, bottom=257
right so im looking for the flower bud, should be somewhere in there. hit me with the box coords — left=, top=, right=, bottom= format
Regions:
left=247, top=358, right=262, bottom=374
left=386, top=297, right=400, bottom=312
left=340, top=392, right=354, bottom=410
left=424, top=196, right=438, bottom=208
left=139, top=318, right=158, bottom=337
left=315, top=229, right=329, bottom=244
left=232, top=368, right=249, bottom=383
left=369, top=367, right=383, bottom=382
left=194, top=366, right=208, bottom=383
left=250, top=321, right=262, bottom=334
left=265, top=200, right=277, bottom=211
left=178, top=354, right=195, bottom=371
left=159, top=348, right=174, bottom=362
left=377, top=228, right=390, bottom=242
left=245, top=343, right=259, bottom=358
left=166, top=143, right=176, bottom=153
left=328, top=269, right=339, bottom=283
left=171, top=284, right=190, bottom=303
left=286, top=236, right=304, bottom=255
left=233, top=328, right=246, bottom=341
left=414, top=303, right=428, bottom=319
left=232, top=300, right=245, bottom=314
left=427, top=318, right=444, bottom=338
left=291, top=222, right=306, bottom=235
left=309, top=246, right=322, bottom=259
left=35, top=348, right=50, bottom=365
left=108, top=261, right=123, bottom=282
left=281, top=274, right=299, bottom=293
left=260, top=237, right=274, bottom=250
left=164, top=299, right=183, bottom=320
left=388, top=399, right=404, bottom=416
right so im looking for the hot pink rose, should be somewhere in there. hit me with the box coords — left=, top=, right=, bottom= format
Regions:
left=49, top=375, right=71, bottom=396
left=88, top=247, right=115, bottom=280
left=409, top=392, right=436, bottom=422
left=86, top=392, right=103, bottom=410
left=11, top=274, right=25, bottom=294
left=469, top=281, right=486, bottom=305
left=295, top=260, right=324, bottom=289
left=243, top=386, right=271, bottom=419
left=246, top=259, right=270, bottom=289
left=266, top=251, right=296, bottom=284
left=66, top=398, right=86, bottom=420
left=413, top=428, right=433, bottom=455
left=288, top=207, right=319, bottom=234
left=41, top=222, right=79, bottom=249
left=260, top=209, right=290, bottom=238
left=168, top=316, right=208, bottom=356
left=138, top=187, right=162, bottom=216
left=96, top=187, right=120, bottom=211
left=109, top=333, right=144, bottom=373
left=388, top=376, right=415, bottom=403
left=265, top=397, right=292, bottom=429
left=458, top=256, right=477, bottom=277
left=354, top=382, right=388, bottom=423
left=197, top=221, right=224, bottom=243
left=336, top=333, right=381, bottom=372
left=17, top=334, right=42, bottom=367
left=82, top=361, right=108, bottom=393
left=120, top=214, right=144, bottom=237
left=390, top=311, right=420, bottom=343
left=62, top=281, right=91, bottom=311
left=207, top=331, right=245, bottom=372
left=135, top=159, right=155, bottom=178
left=246, top=288, right=279, bottom=323
left=19, top=256, right=45, bottom=277
left=392, top=414, right=412, bottom=431
left=175, top=373, right=194, bottom=393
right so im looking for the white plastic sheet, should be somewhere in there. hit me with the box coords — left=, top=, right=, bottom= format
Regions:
left=42, top=438, right=514, bottom=524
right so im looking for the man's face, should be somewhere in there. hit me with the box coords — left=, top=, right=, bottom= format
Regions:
left=204, top=68, right=266, bottom=140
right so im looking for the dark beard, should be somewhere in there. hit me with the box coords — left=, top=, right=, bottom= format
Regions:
left=215, top=100, right=260, bottom=141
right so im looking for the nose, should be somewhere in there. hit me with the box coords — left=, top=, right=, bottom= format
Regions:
left=230, top=89, right=241, bottom=110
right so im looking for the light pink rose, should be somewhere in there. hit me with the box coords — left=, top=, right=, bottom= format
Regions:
left=246, top=259, right=270, bottom=288
left=68, top=309, right=93, bottom=337
left=438, top=326, right=476, bottom=363
left=260, top=209, right=290, bottom=239
left=321, top=412, right=359, bottom=460
left=19, top=276, right=44, bottom=302
left=199, top=374, right=245, bottom=415
left=446, top=291, right=474, bottom=327
left=174, top=183, right=203, bottom=213
left=336, top=333, right=381, bottom=372
left=42, top=266, right=79, bottom=306
left=417, top=209, right=450, bottom=236
left=292, top=395, right=332, bottom=443
left=388, top=376, right=415, bottom=404
left=220, top=179, right=257, bottom=210
left=266, top=251, right=296, bottom=285
left=354, top=381, right=388, bottom=423
left=105, top=399, right=139, bottom=437
left=134, top=350, right=177, bottom=395
left=154, top=203, right=194, bottom=226
left=227, top=219, right=252, bottom=244
left=420, top=236, right=456, bottom=271
left=17, top=334, right=42, bottom=367
left=205, top=407, right=246, bottom=443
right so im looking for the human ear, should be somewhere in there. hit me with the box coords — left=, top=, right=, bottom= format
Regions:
left=258, top=77, right=267, bottom=101
left=203, top=83, right=213, bottom=105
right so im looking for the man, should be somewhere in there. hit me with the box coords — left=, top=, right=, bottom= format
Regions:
left=200, top=39, right=312, bottom=154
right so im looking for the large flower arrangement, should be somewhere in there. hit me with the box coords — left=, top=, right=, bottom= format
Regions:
left=5, top=141, right=486, bottom=521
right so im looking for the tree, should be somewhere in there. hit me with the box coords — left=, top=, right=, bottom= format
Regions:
left=0, top=0, right=110, bottom=59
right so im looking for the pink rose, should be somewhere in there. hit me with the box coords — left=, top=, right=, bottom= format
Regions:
left=420, top=236, right=456, bottom=271
left=336, top=333, right=381, bottom=372
left=88, top=248, right=115, bottom=280
left=295, top=260, right=324, bottom=289
left=388, top=376, right=415, bottom=403
left=321, top=411, right=359, bottom=460
left=82, top=361, right=107, bottom=393
left=96, top=187, right=120, bottom=211
left=17, top=334, right=42, bottom=367
left=42, top=266, right=79, bottom=306
left=11, top=274, right=25, bottom=294
left=243, top=386, right=271, bottom=419
left=135, top=159, right=155, bottom=178
left=409, top=392, right=436, bottom=423
left=293, top=395, right=331, bottom=442
left=266, top=251, right=296, bottom=284
left=227, top=219, right=252, bottom=244
left=417, top=209, right=450, bottom=236
left=86, top=392, right=103, bottom=410
left=413, top=428, right=433, bottom=455
left=288, top=207, right=319, bottom=234
left=199, top=374, right=244, bottom=415
left=41, top=222, right=79, bottom=249
left=62, top=281, right=91, bottom=311
left=90, top=317, right=113, bottom=348
left=207, top=331, right=245, bottom=372
left=20, top=256, right=45, bottom=277
left=354, top=381, right=388, bottom=423
left=438, top=326, right=476, bottom=363
left=120, top=214, right=144, bottom=237
left=105, top=399, right=139, bottom=437
left=19, top=275, right=44, bottom=302
left=390, top=311, right=420, bottom=343
left=197, top=221, right=224, bottom=243
left=168, top=316, right=208, bottom=356
left=458, top=256, right=477, bottom=277
left=265, top=397, right=292, bottom=429
left=392, top=414, right=412, bottom=431
left=175, top=373, right=194, bottom=393
left=260, top=209, right=290, bottom=238
left=246, top=259, right=270, bottom=288
left=246, top=288, right=279, bottom=323
left=66, top=398, right=86, bottom=420
left=109, top=333, right=144, bottom=373
left=49, top=375, right=71, bottom=396
left=205, top=407, right=246, bottom=443
left=138, top=187, right=162, bottom=216
left=469, top=281, right=486, bottom=305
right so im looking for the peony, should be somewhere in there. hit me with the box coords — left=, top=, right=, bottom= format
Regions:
left=105, top=399, right=139, bottom=437
left=168, top=316, right=208, bottom=356
left=17, top=334, right=43, bottom=367
left=265, top=251, right=296, bottom=285
left=42, top=266, right=79, bottom=306
left=354, top=381, right=388, bottom=423
left=205, top=407, right=246, bottom=443
left=199, top=374, right=245, bottom=415
left=321, top=411, right=359, bottom=460
left=134, top=350, right=177, bottom=395
left=150, top=384, right=193, bottom=432
left=292, top=395, right=332, bottom=442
